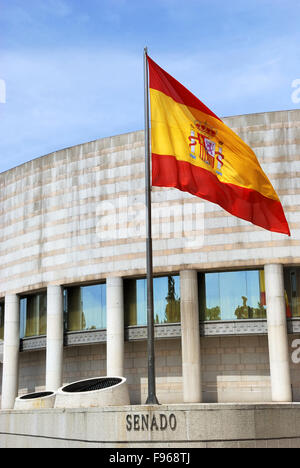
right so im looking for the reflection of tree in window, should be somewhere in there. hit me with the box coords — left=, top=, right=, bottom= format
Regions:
left=203, top=270, right=267, bottom=321
left=235, top=296, right=266, bottom=319
left=255, top=302, right=267, bottom=319
left=163, top=276, right=180, bottom=324
left=235, top=296, right=252, bottom=319
left=205, top=306, right=221, bottom=321
left=154, top=276, right=180, bottom=324
left=125, top=276, right=180, bottom=326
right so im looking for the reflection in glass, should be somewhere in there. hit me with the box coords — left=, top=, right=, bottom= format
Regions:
left=65, top=284, right=106, bottom=332
left=201, top=270, right=266, bottom=321
left=284, top=268, right=300, bottom=317
left=124, top=275, right=180, bottom=326
left=20, top=293, right=47, bottom=338
left=0, top=301, right=4, bottom=340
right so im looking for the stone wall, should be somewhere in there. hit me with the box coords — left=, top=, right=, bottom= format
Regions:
left=2, top=403, right=300, bottom=448
left=1, top=334, right=299, bottom=406
left=0, top=110, right=299, bottom=298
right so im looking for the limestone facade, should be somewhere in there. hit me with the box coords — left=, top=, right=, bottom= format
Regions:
left=0, top=109, right=300, bottom=407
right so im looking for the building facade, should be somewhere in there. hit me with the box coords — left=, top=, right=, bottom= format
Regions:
left=0, top=109, right=300, bottom=409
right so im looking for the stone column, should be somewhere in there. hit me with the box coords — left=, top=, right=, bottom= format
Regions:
left=106, top=277, right=124, bottom=377
left=46, top=285, right=64, bottom=391
left=180, top=270, right=202, bottom=403
left=265, top=264, right=292, bottom=402
left=1, top=294, right=20, bottom=410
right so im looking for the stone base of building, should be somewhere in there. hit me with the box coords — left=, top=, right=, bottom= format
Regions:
left=1, top=403, right=300, bottom=448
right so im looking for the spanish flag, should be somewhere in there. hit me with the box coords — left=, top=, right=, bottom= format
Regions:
left=148, top=55, right=290, bottom=236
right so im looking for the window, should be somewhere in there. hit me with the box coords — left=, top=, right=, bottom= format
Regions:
left=65, top=283, right=106, bottom=332
left=20, top=293, right=47, bottom=338
left=124, top=275, right=180, bottom=326
left=284, top=268, right=300, bottom=317
left=199, top=270, right=266, bottom=321
left=0, top=300, right=4, bottom=340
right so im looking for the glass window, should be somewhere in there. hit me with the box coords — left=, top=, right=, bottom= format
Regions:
left=0, top=301, right=4, bottom=340
left=20, top=293, right=47, bottom=338
left=284, top=268, right=300, bottom=317
left=124, top=275, right=180, bottom=326
left=199, top=270, right=266, bottom=321
left=65, top=283, right=106, bottom=332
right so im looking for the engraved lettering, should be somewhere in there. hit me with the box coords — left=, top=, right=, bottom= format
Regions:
left=134, top=414, right=140, bottom=431
left=150, top=414, right=159, bottom=431
left=160, top=414, right=168, bottom=431
left=126, top=414, right=132, bottom=431
left=125, top=413, right=178, bottom=432
left=170, top=414, right=177, bottom=431
left=141, top=414, right=149, bottom=431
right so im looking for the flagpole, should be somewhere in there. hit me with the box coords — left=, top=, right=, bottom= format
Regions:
left=144, top=47, right=159, bottom=405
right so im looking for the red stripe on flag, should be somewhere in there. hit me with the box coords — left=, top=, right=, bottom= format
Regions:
left=152, top=153, right=291, bottom=236
left=147, top=56, right=221, bottom=122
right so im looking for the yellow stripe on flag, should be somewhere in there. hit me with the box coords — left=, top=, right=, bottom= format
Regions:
left=150, top=88, right=279, bottom=202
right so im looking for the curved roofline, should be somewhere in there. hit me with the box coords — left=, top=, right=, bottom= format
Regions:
left=0, top=129, right=145, bottom=177
left=1, top=108, right=299, bottom=176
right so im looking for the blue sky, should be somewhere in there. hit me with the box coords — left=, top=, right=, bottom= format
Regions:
left=0, top=0, right=299, bottom=172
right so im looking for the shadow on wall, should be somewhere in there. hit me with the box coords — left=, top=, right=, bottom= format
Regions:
left=2, top=334, right=300, bottom=406
left=18, top=350, right=47, bottom=396
left=126, top=336, right=273, bottom=405
left=125, top=339, right=183, bottom=405
left=202, top=335, right=271, bottom=403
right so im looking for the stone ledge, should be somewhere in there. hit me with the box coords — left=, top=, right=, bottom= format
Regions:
left=1, top=403, right=300, bottom=448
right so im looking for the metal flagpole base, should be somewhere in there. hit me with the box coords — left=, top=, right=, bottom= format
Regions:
left=146, top=394, right=160, bottom=405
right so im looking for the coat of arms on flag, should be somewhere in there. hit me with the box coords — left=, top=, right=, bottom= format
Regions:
left=189, top=121, right=224, bottom=176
